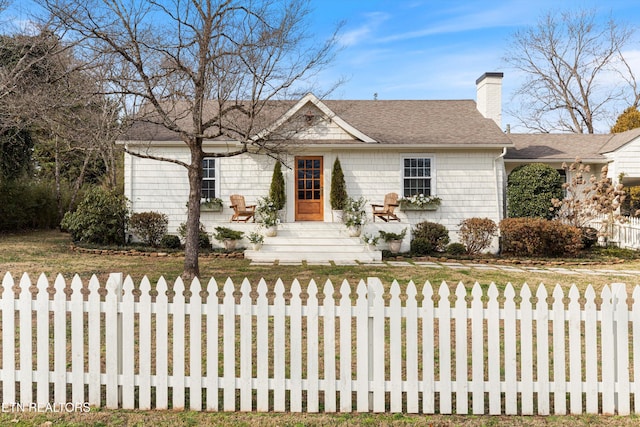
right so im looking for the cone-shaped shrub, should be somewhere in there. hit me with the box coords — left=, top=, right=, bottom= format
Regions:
left=330, top=157, right=347, bottom=210
left=269, top=161, right=286, bottom=210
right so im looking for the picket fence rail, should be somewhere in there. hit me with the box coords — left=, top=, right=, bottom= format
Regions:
left=591, top=215, right=640, bottom=249
left=0, top=272, right=639, bottom=415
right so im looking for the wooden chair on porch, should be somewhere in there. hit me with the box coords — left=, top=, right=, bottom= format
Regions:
left=371, top=192, right=400, bottom=222
left=229, top=194, right=256, bottom=222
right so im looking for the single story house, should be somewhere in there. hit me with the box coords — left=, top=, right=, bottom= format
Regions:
left=120, top=73, right=512, bottom=259
left=120, top=71, right=640, bottom=259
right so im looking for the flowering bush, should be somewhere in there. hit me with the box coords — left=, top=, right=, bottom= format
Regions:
left=399, top=194, right=441, bottom=207
left=257, top=196, right=280, bottom=227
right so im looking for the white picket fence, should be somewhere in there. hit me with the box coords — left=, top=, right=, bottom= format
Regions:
left=1, top=272, right=639, bottom=415
left=591, top=215, right=640, bottom=249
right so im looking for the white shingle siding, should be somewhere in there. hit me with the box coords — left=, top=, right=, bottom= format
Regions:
left=126, top=145, right=504, bottom=253
left=294, top=118, right=356, bottom=140
left=125, top=147, right=276, bottom=232
left=327, top=149, right=502, bottom=248
left=605, top=136, right=640, bottom=181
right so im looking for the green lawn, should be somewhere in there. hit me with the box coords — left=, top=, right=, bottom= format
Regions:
left=1, top=229, right=639, bottom=426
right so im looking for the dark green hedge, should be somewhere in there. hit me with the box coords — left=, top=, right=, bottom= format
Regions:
left=0, top=180, right=60, bottom=231
left=507, top=163, right=563, bottom=219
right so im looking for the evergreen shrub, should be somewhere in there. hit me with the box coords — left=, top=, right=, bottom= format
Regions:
left=269, top=161, right=286, bottom=211
left=410, top=221, right=449, bottom=255
left=61, top=186, right=129, bottom=245
left=507, top=163, right=563, bottom=219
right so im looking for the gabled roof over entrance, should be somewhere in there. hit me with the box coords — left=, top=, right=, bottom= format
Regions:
left=253, top=93, right=376, bottom=143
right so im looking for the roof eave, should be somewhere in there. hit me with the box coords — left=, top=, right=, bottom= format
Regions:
left=119, top=139, right=513, bottom=150
left=504, top=157, right=607, bottom=164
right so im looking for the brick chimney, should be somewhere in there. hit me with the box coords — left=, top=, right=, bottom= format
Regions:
left=476, top=72, right=503, bottom=129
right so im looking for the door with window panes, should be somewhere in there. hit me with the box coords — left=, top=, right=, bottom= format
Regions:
left=295, top=156, right=324, bottom=221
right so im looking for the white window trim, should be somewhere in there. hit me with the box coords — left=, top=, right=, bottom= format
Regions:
left=202, top=157, right=220, bottom=199
left=400, top=154, right=436, bottom=197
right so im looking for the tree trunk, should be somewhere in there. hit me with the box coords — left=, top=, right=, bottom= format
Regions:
left=71, top=153, right=91, bottom=206
left=183, top=147, right=204, bottom=280
left=54, top=136, right=63, bottom=221
left=99, top=144, right=118, bottom=189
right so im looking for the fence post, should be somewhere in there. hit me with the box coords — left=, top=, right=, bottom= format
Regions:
left=367, top=278, right=375, bottom=411
left=611, top=283, right=630, bottom=414
left=106, top=273, right=123, bottom=408
left=367, top=277, right=384, bottom=411
left=367, top=277, right=386, bottom=412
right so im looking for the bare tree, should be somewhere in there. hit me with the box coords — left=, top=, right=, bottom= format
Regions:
left=504, top=9, right=638, bottom=133
left=0, top=30, right=72, bottom=132
left=41, top=0, right=339, bottom=279
left=552, top=159, right=626, bottom=243
left=0, top=27, right=121, bottom=217
left=38, top=66, right=122, bottom=217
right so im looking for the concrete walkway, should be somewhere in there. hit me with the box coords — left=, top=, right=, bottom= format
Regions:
left=250, top=258, right=640, bottom=277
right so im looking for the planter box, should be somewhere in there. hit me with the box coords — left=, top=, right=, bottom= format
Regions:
left=399, top=201, right=439, bottom=211
left=201, top=204, right=223, bottom=212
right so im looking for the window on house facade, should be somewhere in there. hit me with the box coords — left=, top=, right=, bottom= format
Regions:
left=556, top=168, right=568, bottom=196
left=202, top=158, right=216, bottom=199
left=402, top=156, right=433, bottom=197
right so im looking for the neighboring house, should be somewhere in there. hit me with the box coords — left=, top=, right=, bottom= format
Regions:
left=120, top=73, right=513, bottom=252
left=504, top=128, right=640, bottom=193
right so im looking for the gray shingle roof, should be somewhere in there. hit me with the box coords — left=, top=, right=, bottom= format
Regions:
left=120, top=98, right=512, bottom=147
left=505, top=134, right=612, bottom=162
left=322, top=100, right=511, bottom=146
left=599, top=127, right=640, bottom=153
left=505, top=127, right=640, bottom=162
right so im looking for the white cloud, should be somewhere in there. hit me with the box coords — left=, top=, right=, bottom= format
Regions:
left=338, top=11, right=390, bottom=47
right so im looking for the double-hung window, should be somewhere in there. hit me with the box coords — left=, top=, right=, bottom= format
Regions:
left=202, top=158, right=217, bottom=199
left=402, top=156, right=434, bottom=197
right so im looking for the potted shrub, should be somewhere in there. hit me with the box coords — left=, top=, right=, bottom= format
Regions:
left=330, top=157, right=347, bottom=222
left=247, top=232, right=265, bottom=250
left=379, top=228, right=407, bottom=253
left=257, top=196, right=280, bottom=236
left=362, top=233, right=379, bottom=251
left=269, top=161, right=286, bottom=221
left=213, top=226, right=244, bottom=251
left=343, top=196, right=367, bottom=237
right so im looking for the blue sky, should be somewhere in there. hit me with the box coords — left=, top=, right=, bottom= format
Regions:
left=4, top=0, right=640, bottom=131
left=307, top=0, right=640, bottom=131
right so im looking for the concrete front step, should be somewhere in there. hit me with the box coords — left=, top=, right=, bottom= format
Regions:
left=240, top=222, right=382, bottom=263
left=245, top=250, right=381, bottom=263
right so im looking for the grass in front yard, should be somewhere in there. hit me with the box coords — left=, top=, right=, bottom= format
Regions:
left=1, top=410, right=640, bottom=426
left=2, top=230, right=639, bottom=291
left=1, top=230, right=640, bottom=426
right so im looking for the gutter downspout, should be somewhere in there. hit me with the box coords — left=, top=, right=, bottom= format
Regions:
left=494, top=147, right=508, bottom=254
left=494, top=147, right=508, bottom=221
